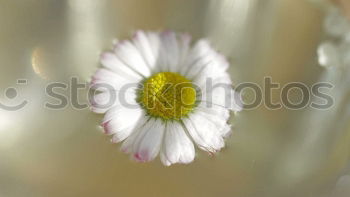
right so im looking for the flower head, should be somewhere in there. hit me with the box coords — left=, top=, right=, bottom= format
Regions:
left=139, top=71, right=196, bottom=120
left=91, top=30, right=242, bottom=166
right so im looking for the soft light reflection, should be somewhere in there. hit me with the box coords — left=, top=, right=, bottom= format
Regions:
left=68, top=0, right=102, bottom=13
left=0, top=110, right=20, bottom=149
left=0, top=111, right=11, bottom=129
left=205, top=0, right=255, bottom=55
left=67, top=0, right=104, bottom=79
left=31, top=47, right=49, bottom=80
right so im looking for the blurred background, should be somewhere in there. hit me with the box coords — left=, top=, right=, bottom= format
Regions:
left=0, top=0, right=349, bottom=196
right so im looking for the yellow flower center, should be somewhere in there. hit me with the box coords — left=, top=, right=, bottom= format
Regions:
left=139, top=72, right=197, bottom=120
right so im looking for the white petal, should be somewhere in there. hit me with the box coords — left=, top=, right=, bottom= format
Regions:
left=100, top=52, right=142, bottom=81
left=91, top=68, right=137, bottom=90
left=199, top=83, right=243, bottom=112
left=102, top=104, right=142, bottom=128
left=132, top=31, right=157, bottom=68
left=121, top=118, right=165, bottom=162
left=104, top=108, right=146, bottom=143
left=194, top=107, right=232, bottom=137
left=146, top=32, right=162, bottom=61
left=190, top=63, right=230, bottom=93
left=160, top=122, right=195, bottom=166
left=182, top=112, right=225, bottom=153
left=176, top=33, right=192, bottom=71
left=114, top=40, right=151, bottom=77
left=197, top=102, right=230, bottom=122
left=179, top=39, right=212, bottom=76
left=121, top=118, right=152, bottom=154
left=231, top=89, right=244, bottom=112
left=90, top=91, right=116, bottom=113
left=90, top=89, right=138, bottom=114
left=160, top=31, right=179, bottom=72
left=147, top=32, right=167, bottom=73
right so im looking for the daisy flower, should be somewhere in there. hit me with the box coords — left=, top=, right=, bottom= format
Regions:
left=90, top=30, right=242, bottom=166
